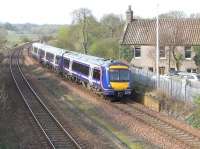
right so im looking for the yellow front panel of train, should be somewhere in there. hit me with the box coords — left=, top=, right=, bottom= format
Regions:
left=109, top=65, right=129, bottom=69
left=110, top=82, right=129, bottom=90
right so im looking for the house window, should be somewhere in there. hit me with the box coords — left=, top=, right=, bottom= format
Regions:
left=134, top=47, right=141, bottom=58
left=159, top=67, right=165, bottom=75
left=148, top=67, right=153, bottom=72
left=185, top=46, right=192, bottom=59
left=187, top=68, right=197, bottom=73
left=159, top=46, right=166, bottom=58
left=187, top=68, right=192, bottom=73
left=192, top=69, right=197, bottom=73
left=170, top=68, right=175, bottom=72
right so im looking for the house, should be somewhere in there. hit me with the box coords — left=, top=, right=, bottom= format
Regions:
left=121, top=6, right=200, bottom=74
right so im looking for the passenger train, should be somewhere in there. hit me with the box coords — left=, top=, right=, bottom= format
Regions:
left=30, top=43, right=132, bottom=98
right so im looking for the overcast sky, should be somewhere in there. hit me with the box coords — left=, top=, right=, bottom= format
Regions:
left=0, top=0, right=200, bottom=24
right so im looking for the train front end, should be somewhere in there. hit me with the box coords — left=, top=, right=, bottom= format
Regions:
left=102, top=62, right=132, bottom=97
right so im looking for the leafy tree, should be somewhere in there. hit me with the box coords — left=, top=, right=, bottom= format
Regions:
left=89, top=38, right=119, bottom=59
left=0, top=28, right=8, bottom=49
left=187, top=96, right=200, bottom=128
left=193, top=46, right=200, bottom=72
left=120, top=46, right=133, bottom=62
left=40, top=35, right=54, bottom=43
left=21, top=36, right=31, bottom=43
left=56, top=26, right=76, bottom=50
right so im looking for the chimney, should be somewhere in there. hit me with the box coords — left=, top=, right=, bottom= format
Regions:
left=126, top=5, right=133, bottom=23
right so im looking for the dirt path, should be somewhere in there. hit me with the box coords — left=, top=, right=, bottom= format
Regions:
left=0, top=51, right=49, bottom=149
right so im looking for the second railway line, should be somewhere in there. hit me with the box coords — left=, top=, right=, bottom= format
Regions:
left=10, top=45, right=82, bottom=149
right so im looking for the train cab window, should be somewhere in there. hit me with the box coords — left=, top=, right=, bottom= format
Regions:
left=93, top=69, right=100, bottom=81
left=55, top=56, right=61, bottom=64
left=72, top=61, right=89, bottom=76
left=63, top=58, right=70, bottom=68
left=39, top=49, right=45, bottom=58
left=109, top=69, right=129, bottom=82
left=46, top=52, right=54, bottom=62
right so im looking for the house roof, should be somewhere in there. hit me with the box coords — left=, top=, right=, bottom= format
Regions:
left=121, top=19, right=200, bottom=46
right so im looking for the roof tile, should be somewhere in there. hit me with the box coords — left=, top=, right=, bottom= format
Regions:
left=121, top=19, right=200, bottom=46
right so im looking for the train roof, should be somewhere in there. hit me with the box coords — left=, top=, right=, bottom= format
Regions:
left=32, top=43, right=66, bottom=56
left=63, top=52, right=112, bottom=67
left=33, top=42, right=113, bottom=67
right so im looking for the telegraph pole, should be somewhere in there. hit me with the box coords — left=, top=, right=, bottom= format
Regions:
left=156, top=3, right=160, bottom=88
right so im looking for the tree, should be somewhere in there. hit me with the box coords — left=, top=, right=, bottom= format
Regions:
left=4, top=23, right=16, bottom=31
left=21, top=36, right=31, bottom=43
left=159, top=11, right=186, bottom=71
left=0, top=28, right=8, bottom=50
left=40, top=35, right=54, bottom=43
left=159, top=11, right=187, bottom=19
left=72, top=8, right=93, bottom=54
left=190, top=13, right=200, bottom=18
left=120, top=46, right=133, bottom=62
left=187, top=96, right=200, bottom=128
left=56, top=26, right=76, bottom=50
left=172, top=50, right=183, bottom=71
left=89, top=38, right=119, bottom=59
left=193, top=46, right=200, bottom=72
left=100, top=14, right=124, bottom=38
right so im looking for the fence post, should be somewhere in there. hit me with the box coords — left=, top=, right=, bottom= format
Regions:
left=181, top=79, right=187, bottom=101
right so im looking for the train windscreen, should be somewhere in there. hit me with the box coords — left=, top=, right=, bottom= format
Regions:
left=109, top=69, right=129, bottom=82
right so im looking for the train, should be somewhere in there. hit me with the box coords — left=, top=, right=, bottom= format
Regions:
left=30, top=43, right=132, bottom=98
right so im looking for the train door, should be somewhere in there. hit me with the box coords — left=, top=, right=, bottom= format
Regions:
left=92, top=68, right=101, bottom=89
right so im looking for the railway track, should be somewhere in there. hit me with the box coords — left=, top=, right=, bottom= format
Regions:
left=113, top=101, right=200, bottom=148
left=10, top=46, right=82, bottom=149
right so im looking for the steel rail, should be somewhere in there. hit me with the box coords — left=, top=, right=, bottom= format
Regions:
left=10, top=46, right=82, bottom=149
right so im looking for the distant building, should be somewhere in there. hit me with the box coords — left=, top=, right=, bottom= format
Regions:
left=121, top=6, right=200, bottom=74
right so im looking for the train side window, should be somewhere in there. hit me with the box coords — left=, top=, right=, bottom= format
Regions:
left=55, top=56, right=61, bottom=64
left=39, top=49, right=45, bottom=58
left=72, top=61, right=89, bottom=76
left=34, top=47, right=37, bottom=53
left=46, top=52, right=54, bottom=62
left=93, top=69, right=100, bottom=81
left=63, top=58, right=70, bottom=68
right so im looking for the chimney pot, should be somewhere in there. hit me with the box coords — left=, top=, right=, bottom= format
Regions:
left=126, top=5, right=133, bottom=23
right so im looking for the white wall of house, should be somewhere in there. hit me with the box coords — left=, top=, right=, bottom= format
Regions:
left=130, top=45, right=198, bottom=74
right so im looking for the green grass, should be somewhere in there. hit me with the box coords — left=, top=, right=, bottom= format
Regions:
left=65, top=95, right=144, bottom=149
left=29, top=66, right=149, bottom=148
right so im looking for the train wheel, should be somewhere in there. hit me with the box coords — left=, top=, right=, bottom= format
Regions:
left=87, top=83, right=91, bottom=90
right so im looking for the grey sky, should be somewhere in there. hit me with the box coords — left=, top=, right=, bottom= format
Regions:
left=0, top=0, right=200, bottom=24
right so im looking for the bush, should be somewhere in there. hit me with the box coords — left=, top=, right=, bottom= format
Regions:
left=89, top=38, right=119, bottom=59
left=186, top=96, right=200, bottom=128
left=0, top=53, right=4, bottom=63
left=120, top=46, right=133, bottom=62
